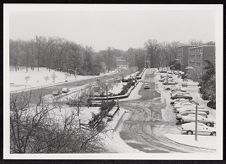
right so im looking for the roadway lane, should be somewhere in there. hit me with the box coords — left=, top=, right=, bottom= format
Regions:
left=10, top=69, right=135, bottom=104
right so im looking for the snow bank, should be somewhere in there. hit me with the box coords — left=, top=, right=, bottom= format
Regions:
left=102, top=108, right=142, bottom=153
left=108, top=82, right=125, bottom=95
left=120, top=82, right=142, bottom=102
left=165, top=133, right=216, bottom=150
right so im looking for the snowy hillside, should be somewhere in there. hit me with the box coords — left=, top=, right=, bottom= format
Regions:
left=10, top=67, right=117, bottom=92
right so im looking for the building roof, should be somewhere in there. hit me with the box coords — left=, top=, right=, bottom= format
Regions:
left=188, top=45, right=215, bottom=50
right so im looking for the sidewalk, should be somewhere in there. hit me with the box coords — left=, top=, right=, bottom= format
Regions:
left=165, top=133, right=216, bottom=150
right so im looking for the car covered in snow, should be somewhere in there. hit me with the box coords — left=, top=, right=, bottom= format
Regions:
left=62, top=87, right=70, bottom=93
left=171, top=92, right=192, bottom=100
left=181, top=122, right=216, bottom=136
left=176, top=106, right=210, bottom=115
left=173, top=102, right=193, bottom=109
left=171, top=98, right=189, bottom=105
left=163, top=81, right=178, bottom=85
left=144, top=83, right=150, bottom=89
left=52, top=90, right=61, bottom=96
left=180, top=114, right=214, bottom=126
left=176, top=111, right=208, bottom=120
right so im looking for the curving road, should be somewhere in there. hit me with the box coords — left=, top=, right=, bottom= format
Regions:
left=117, top=69, right=215, bottom=153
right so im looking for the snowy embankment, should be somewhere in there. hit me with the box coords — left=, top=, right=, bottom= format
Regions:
left=123, top=71, right=139, bottom=80
left=10, top=67, right=117, bottom=92
left=108, top=82, right=126, bottom=95
left=165, top=134, right=216, bottom=150
left=102, top=108, right=143, bottom=153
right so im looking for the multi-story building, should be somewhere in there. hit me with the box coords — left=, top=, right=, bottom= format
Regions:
left=177, top=45, right=192, bottom=70
left=115, top=56, right=128, bottom=69
left=187, top=45, right=215, bottom=81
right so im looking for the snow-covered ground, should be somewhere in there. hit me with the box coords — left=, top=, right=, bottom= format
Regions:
left=108, top=82, right=126, bottom=95
left=47, top=105, right=100, bottom=126
left=10, top=67, right=117, bottom=92
left=124, top=71, right=139, bottom=79
left=165, top=134, right=216, bottom=150
left=102, top=108, right=143, bottom=153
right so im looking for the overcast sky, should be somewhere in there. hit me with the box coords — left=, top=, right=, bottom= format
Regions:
left=9, top=5, right=217, bottom=51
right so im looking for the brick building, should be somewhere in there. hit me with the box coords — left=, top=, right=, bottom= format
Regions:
left=177, top=45, right=192, bottom=71
left=187, top=45, right=215, bottom=81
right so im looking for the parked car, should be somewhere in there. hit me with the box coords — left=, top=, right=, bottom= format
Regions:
left=171, top=92, right=192, bottom=100
left=163, top=81, right=178, bottom=85
left=159, top=78, right=165, bottom=82
left=52, top=90, right=61, bottom=96
left=180, top=114, right=214, bottom=126
left=176, top=106, right=210, bottom=115
left=160, top=70, right=167, bottom=73
left=174, top=102, right=193, bottom=109
left=62, top=87, right=70, bottom=93
left=144, top=84, right=150, bottom=89
left=181, top=122, right=216, bottom=136
left=176, top=111, right=208, bottom=120
left=165, top=86, right=171, bottom=90
left=171, top=98, right=189, bottom=105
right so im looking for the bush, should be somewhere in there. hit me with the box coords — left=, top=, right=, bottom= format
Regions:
left=89, top=100, right=116, bottom=129
left=207, top=100, right=216, bottom=109
left=118, top=79, right=135, bottom=95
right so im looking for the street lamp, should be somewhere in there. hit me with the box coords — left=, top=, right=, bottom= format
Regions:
left=190, top=100, right=199, bottom=141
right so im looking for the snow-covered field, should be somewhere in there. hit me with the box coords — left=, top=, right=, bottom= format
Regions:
left=10, top=67, right=117, bottom=92
left=165, top=134, right=216, bottom=149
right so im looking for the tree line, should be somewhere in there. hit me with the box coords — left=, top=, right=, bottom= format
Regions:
left=10, top=36, right=215, bottom=75
left=10, top=36, right=119, bottom=75
left=9, top=36, right=186, bottom=75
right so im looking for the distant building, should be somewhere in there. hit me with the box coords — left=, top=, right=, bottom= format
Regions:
left=115, top=56, right=128, bottom=69
left=187, top=45, right=215, bottom=81
left=177, top=45, right=192, bottom=70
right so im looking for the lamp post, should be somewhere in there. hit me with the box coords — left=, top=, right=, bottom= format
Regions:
left=191, top=100, right=199, bottom=141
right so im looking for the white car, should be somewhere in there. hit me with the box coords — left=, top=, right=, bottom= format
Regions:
left=171, top=98, right=189, bottom=105
left=180, top=114, right=215, bottom=126
left=181, top=122, right=216, bottom=136
left=176, top=106, right=209, bottom=115
left=62, top=87, right=70, bottom=93
left=176, top=111, right=208, bottom=120
left=174, top=102, right=193, bottom=109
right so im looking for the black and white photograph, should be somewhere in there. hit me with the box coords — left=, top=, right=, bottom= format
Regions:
left=3, top=4, right=223, bottom=160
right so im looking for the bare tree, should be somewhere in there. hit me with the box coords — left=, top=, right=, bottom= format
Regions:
left=24, top=75, right=30, bottom=83
left=44, top=76, right=49, bottom=83
left=10, top=91, right=104, bottom=153
left=51, top=72, right=57, bottom=83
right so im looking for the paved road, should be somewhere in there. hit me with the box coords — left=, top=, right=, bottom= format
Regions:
left=118, top=68, right=215, bottom=153
left=10, top=70, right=135, bottom=104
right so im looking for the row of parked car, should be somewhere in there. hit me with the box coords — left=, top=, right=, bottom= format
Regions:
left=170, top=89, right=216, bottom=136
left=158, top=70, right=216, bottom=136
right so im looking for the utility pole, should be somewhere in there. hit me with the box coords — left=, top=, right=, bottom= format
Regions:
left=191, top=100, right=199, bottom=141
left=195, top=102, right=198, bottom=141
